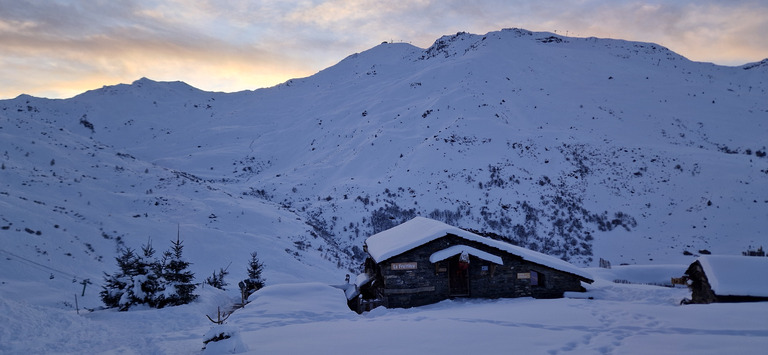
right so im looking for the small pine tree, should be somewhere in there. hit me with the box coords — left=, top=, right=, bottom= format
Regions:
left=137, top=240, right=164, bottom=307
left=101, top=247, right=138, bottom=309
left=242, top=251, right=265, bottom=295
left=205, top=265, right=230, bottom=290
left=101, top=245, right=160, bottom=311
left=160, top=235, right=197, bottom=307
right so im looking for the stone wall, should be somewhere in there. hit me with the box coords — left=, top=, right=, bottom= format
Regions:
left=372, top=233, right=587, bottom=308
left=685, top=261, right=717, bottom=304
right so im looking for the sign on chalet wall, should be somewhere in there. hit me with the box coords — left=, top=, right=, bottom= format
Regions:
left=391, top=262, right=417, bottom=270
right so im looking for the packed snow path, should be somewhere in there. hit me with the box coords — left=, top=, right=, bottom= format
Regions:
left=228, top=281, right=767, bottom=355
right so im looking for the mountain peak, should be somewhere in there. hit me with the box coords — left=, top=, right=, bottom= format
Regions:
left=131, top=76, right=158, bottom=86
left=129, top=77, right=198, bottom=91
left=73, top=77, right=202, bottom=100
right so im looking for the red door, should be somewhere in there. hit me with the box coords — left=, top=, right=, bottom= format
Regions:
left=449, top=256, right=469, bottom=296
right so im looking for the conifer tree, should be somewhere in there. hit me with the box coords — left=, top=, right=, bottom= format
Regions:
left=101, top=245, right=158, bottom=311
left=138, top=240, right=164, bottom=307
left=243, top=251, right=265, bottom=295
left=160, top=235, right=198, bottom=307
left=100, top=247, right=138, bottom=309
left=205, top=265, right=230, bottom=290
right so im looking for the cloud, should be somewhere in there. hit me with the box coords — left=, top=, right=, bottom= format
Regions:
left=544, top=1, right=768, bottom=65
left=0, top=1, right=314, bottom=98
left=670, top=3, right=768, bottom=65
left=0, top=0, right=766, bottom=98
left=274, top=0, right=768, bottom=65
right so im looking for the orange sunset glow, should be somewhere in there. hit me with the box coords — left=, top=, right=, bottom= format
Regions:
left=2, top=0, right=767, bottom=99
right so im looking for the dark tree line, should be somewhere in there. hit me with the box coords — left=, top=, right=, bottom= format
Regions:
left=101, top=235, right=267, bottom=311
left=101, top=236, right=196, bottom=311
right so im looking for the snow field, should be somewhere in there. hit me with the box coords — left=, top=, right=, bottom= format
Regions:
left=6, top=268, right=767, bottom=354
left=218, top=277, right=768, bottom=355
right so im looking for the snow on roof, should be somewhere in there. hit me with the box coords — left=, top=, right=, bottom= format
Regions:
left=332, top=273, right=373, bottom=300
left=697, top=255, right=768, bottom=297
left=365, top=217, right=592, bottom=280
left=430, top=245, right=503, bottom=265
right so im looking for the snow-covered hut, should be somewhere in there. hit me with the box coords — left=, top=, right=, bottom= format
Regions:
left=350, top=217, right=593, bottom=311
left=682, top=255, right=768, bottom=304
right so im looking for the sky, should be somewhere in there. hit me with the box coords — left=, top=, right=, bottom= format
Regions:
left=1, top=0, right=767, bottom=99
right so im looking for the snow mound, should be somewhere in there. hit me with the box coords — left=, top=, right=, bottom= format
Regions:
left=203, top=324, right=248, bottom=354
left=246, top=282, right=352, bottom=315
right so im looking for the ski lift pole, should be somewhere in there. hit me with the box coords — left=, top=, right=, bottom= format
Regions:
left=239, top=281, right=245, bottom=306
left=81, top=279, right=92, bottom=296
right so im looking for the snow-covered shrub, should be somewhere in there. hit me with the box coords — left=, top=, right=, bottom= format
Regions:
left=205, top=266, right=230, bottom=290
left=202, top=324, right=247, bottom=353
left=100, top=247, right=136, bottom=309
left=100, top=245, right=161, bottom=311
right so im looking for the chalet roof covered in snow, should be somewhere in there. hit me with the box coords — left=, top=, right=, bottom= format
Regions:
left=697, top=255, right=768, bottom=297
left=365, top=217, right=592, bottom=280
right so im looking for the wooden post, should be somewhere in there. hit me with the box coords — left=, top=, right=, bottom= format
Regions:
left=74, top=294, right=79, bottom=315
left=206, top=306, right=231, bottom=324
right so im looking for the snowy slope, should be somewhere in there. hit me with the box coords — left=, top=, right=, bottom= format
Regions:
left=0, top=82, right=347, bottom=312
left=2, top=27, right=766, bottom=288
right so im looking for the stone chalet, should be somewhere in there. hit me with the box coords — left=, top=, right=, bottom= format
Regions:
left=681, top=255, right=768, bottom=304
left=346, top=217, right=593, bottom=312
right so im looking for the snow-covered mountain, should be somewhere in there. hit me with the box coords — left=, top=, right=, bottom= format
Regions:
left=1, top=27, right=767, bottom=354
left=2, top=28, right=767, bottom=304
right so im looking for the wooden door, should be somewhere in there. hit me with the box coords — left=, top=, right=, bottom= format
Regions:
left=449, top=256, right=469, bottom=296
